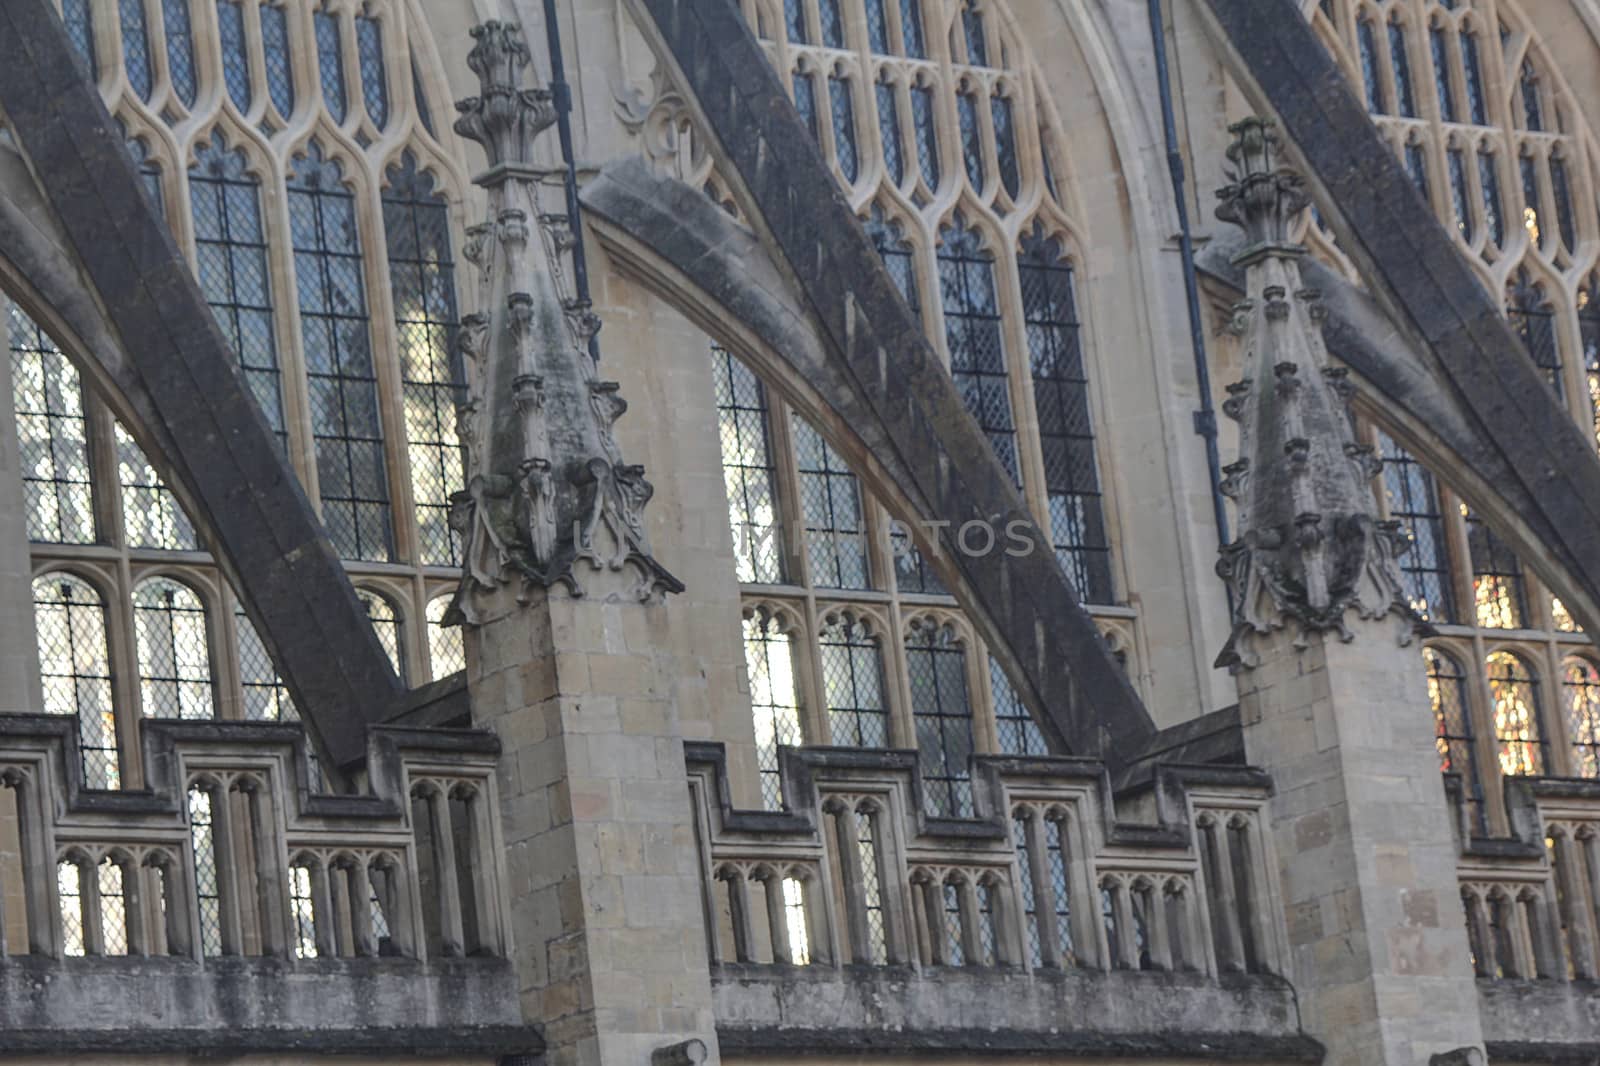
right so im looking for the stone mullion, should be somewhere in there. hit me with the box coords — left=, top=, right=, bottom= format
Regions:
left=884, top=603, right=917, bottom=750
left=800, top=597, right=831, bottom=747
left=767, top=396, right=809, bottom=591
left=91, top=393, right=145, bottom=787
left=1536, top=620, right=1574, bottom=778
left=214, top=591, right=245, bottom=720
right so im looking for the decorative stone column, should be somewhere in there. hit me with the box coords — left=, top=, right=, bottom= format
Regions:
left=449, top=23, right=715, bottom=1066
left=1214, top=118, right=1485, bottom=1066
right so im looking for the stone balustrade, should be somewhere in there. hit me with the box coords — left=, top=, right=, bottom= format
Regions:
left=686, top=742, right=1321, bottom=1062
left=0, top=713, right=533, bottom=1055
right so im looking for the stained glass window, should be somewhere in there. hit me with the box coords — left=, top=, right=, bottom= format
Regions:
left=1563, top=658, right=1600, bottom=779
left=190, top=136, right=287, bottom=445
left=116, top=423, right=197, bottom=550
left=1519, top=59, right=1542, bottom=132
left=1520, top=152, right=1543, bottom=247
left=712, top=347, right=784, bottom=583
left=1018, top=226, right=1111, bottom=602
left=1464, top=505, right=1526, bottom=629
left=793, top=417, right=868, bottom=589
left=1377, top=431, right=1455, bottom=622
left=906, top=621, right=975, bottom=818
left=34, top=574, right=118, bottom=789
left=939, top=217, right=1019, bottom=483
left=356, top=14, right=388, bottom=129
left=1506, top=268, right=1561, bottom=396
left=744, top=610, right=802, bottom=810
left=9, top=306, right=94, bottom=544
left=1426, top=646, right=1483, bottom=833
left=1582, top=278, right=1600, bottom=448
left=991, top=656, right=1046, bottom=756
left=133, top=578, right=213, bottom=719
left=216, top=0, right=251, bottom=111
left=236, top=604, right=295, bottom=722
left=315, top=9, right=347, bottom=123
left=119, top=0, right=153, bottom=101
left=1487, top=652, right=1545, bottom=777
left=383, top=154, right=463, bottom=566
left=359, top=590, right=403, bottom=678
left=261, top=2, right=295, bottom=118
left=426, top=594, right=464, bottom=680
left=1550, top=153, right=1576, bottom=254
left=161, top=0, right=198, bottom=107
left=819, top=616, right=888, bottom=747
left=63, top=0, right=96, bottom=80
left=830, top=76, right=859, bottom=183
left=288, top=145, right=394, bottom=562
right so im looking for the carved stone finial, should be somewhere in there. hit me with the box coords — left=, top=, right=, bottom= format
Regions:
left=1212, top=118, right=1411, bottom=670
left=447, top=21, right=681, bottom=623
left=453, top=22, right=558, bottom=170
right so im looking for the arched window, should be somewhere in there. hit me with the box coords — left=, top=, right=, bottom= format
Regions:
left=9, top=306, right=93, bottom=545
left=358, top=590, right=403, bottom=679
left=818, top=615, right=888, bottom=747
left=991, top=656, right=1046, bottom=756
left=1506, top=267, right=1561, bottom=396
left=743, top=608, right=802, bottom=810
left=1376, top=431, right=1455, bottom=622
left=1562, top=657, right=1600, bottom=778
left=133, top=577, right=212, bottom=719
left=1487, top=651, right=1546, bottom=777
left=905, top=619, right=975, bottom=818
left=235, top=604, right=295, bottom=722
left=426, top=594, right=465, bottom=680
left=938, top=216, right=1018, bottom=483
left=33, top=573, right=118, bottom=788
left=1464, top=505, right=1526, bottom=629
left=711, top=346, right=784, bottom=584
left=1426, top=646, right=1484, bottom=833
left=116, top=423, right=196, bottom=551
left=793, top=417, right=868, bottom=590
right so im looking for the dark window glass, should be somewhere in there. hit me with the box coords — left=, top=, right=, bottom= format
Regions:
left=8, top=306, right=94, bottom=544
left=961, top=4, right=987, bottom=66
left=1430, top=27, right=1455, bottom=122
left=820, top=617, right=889, bottom=747
left=830, top=76, right=858, bottom=183
left=877, top=80, right=904, bottom=185
left=133, top=578, right=212, bottom=719
left=189, top=136, right=287, bottom=446
left=127, top=136, right=164, bottom=216
left=784, top=0, right=807, bottom=44
left=34, top=574, right=118, bottom=789
left=1357, top=15, right=1383, bottom=113
left=793, top=417, right=868, bottom=588
left=1520, top=60, right=1542, bottom=131
left=1449, top=147, right=1474, bottom=241
left=262, top=3, right=295, bottom=117
left=162, top=0, right=198, bottom=107
left=383, top=154, right=464, bottom=566
left=1506, top=268, right=1561, bottom=397
left=1462, top=31, right=1486, bottom=124
left=119, top=0, right=153, bottom=101
left=711, top=347, right=784, bottom=583
left=1520, top=153, right=1543, bottom=248
left=287, top=144, right=393, bottom=561
left=1405, top=141, right=1430, bottom=200
left=991, top=657, right=1047, bottom=755
left=958, top=90, right=985, bottom=189
left=1551, top=154, right=1576, bottom=253
left=1478, top=147, right=1503, bottom=246
left=63, top=0, right=97, bottom=81
left=1377, top=431, right=1455, bottom=623
left=906, top=623, right=975, bottom=818
left=1019, top=226, right=1111, bottom=601
left=315, top=10, right=348, bottom=123
left=899, top=0, right=925, bottom=58
left=866, top=0, right=890, bottom=53
left=1581, top=278, right=1600, bottom=449
left=356, top=15, right=388, bottom=129
left=992, top=94, right=1019, bottom=199
left=217, top=0, right=251, bottom=111
left=819, top=0, right=844, bottom=48
left=1426, top=647, right=1485, bottom=834
left=794, top=72, right=819, bottom=143
left=1488, top=652, right=1546, bottom=776
left=1464, top=506, right=1526, bottom=629
left=866, top=206, right=919, bottom=314
left=1388, top=19, right=1415, bottom=117
left=411, top=55, right=435, bottom=135
left=912, top=85, right=940, bottom=190
left=939, top=217, right=1018, bottom=482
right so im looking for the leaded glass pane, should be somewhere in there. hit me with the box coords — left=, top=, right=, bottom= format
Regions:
left=744, top=611, right=802, bottom=810
left=116, top=423, right=197, bottom=550
left=289, top=864, right=317, bottom=958
left=216, top=0, right=251, bottom=111
left=1507, top=268, right=1561, bottom=396
left=855, top=810, right=888, bottom=961
left=1430, top=27, right=1455, bottom=122
left=188, top=787, right=222, bottom=955
left=426, top=595, right=465, bottom=680
left=899, top=0, right=925, bottom=57
left=1519, top=60, right=1542, bottom=131
left=236, top=604, right=295, bottom=722
left=1563, top=658, right=1600, bottom=779
left=288, top=145, right=393, bottom=562
left=357, top=15, right=388, bottom=129
left=1405, top=141, right=1430, bottom=200
left=9, top=306, right=94, bottom=544
left=359, top=590, right=403, bottom=678
left=1551, top=154, right=1576, bottom=253
left=912, top=85, right=939, bottom=190
left=1377, top=431, right=1455, bottom=623
left=1449, top=147, right=1474, bottom=241
left=59, top=862, right=84, bottom=957
left=1357, top=15, right=1383, bottom=112
left=261, top=3, right=295, bottom=118
left=711, top=346, right=784, bottom=583
left=411, top=55, right=435, bottom=134
left=1018, top=226, right=1111, bottom=601
left=819, top=617, right=888, bottom=747
left=784, top=0, right=807, bottom=44
left=34, top=574, right=118, bottom=789
left=1464, top=505, right=1526, bottom=629
left=98, top=862, right=127, bottom=956
left=794, top=72, right=819, bottom=143
left=161, top=0, right=198, bottom=107
left=1462, top=31, right=1486, bottom=124
left=1583, top=279, right=1600, bottom=449
left=134, top=578, right=212, bottom=719
left=793, top=417, right=868, bottom=589
left=819, top=0, right=844, bottom=48
left=119, top=0, right=153, bottom=102
left=1388, top=19, right=1415, bottom=118
left=866, top=206, right=918, bottom=312
left=1427, top=647, right=1483, bottom=833
left=890, top=521, right=946, bottom=595
left=961, top=4, right=987, bottom=66
left=992, top=94, right=1018, bottom=200
left=866, top=0, right=889, bottom=53
left=315, top=9, right=347, bottom=123
left=939, top=217, right=1019, bottom=483
left=991, top=656, right=1047, bottom=755
left=877, top=80, right=904, bottom=186
left=958, top=91, right=984, bottom=189
left=383, top=154, right=464, bottom=566
left=1521, top=153, right=1544, bottom=246
left=63, top=0, right=96, bottom=80
left=830, top=76, right=858, bottom=183
left=905, top=622, right=974, bottom=818
left=1478, top=147, right=1504, bottom=247
left=190, top=135, right=287, bottom=446
left=1488, top=652, right=1546, bottom=777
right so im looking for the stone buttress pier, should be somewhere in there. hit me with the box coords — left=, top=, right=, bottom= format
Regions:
left=1214, top=117, right=1485, bottom=1066
left=447, top=22, right=715, bottom=1066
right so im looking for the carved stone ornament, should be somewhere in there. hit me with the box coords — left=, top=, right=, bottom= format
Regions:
left=1212, top=118, right=1413, bottom=669
left=447, top=21, right=682, bottom=623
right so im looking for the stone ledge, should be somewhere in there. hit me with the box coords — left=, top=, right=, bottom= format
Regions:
left=0, top=1024, right=542, bottom=1058
left=717, top=1025, right=1321, bottom=1061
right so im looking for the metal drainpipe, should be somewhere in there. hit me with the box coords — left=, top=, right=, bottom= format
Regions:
left=1147, top=0, right=1231, bottom=554
left=540, top=0, right=600, bottom=360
